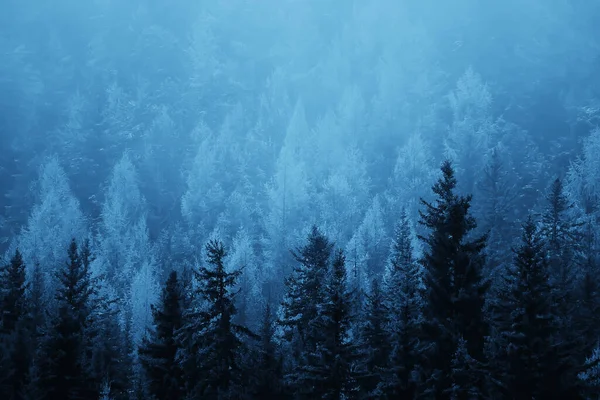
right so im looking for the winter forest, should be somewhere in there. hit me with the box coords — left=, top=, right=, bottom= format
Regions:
left=1, top=0, right=600, bottom=399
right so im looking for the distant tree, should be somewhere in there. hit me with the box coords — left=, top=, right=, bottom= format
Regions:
left=138, top=270, right=184, bottom=400
left=18, top=158, right=86, bottom=295
left=418, top=160, right=489, bottom=398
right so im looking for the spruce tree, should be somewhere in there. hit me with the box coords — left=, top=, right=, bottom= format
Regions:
left=253, top=302, right=285, bottom=398
left=380, top=211, right=424, bottom=398
left=138, top=270, right=184, bottom=400
left=495, top=217, right=580, bottom=399
left=178, top=239, right=255, bottom=399
left=359, top=279, right=389, bottom=397
left=540, top=178, right=582, bottom=393
left=0, top=249, right=30, bottom=399
left=279, top=225, right=333, bottom=394
left=418, top=160, right=489, bottom=398
left=303, top=250, right=360, bottom=399
left=40, top=239, right=98, bottom=400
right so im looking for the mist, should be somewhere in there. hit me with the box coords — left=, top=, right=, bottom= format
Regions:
left=1, top=1, right=600, bottom=398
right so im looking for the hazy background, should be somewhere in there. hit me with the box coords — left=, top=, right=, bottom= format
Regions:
left=1, top=0, right=600, bottom=317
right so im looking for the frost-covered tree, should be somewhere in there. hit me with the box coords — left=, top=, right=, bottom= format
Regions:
left=345, top=195, right=388, bottom=294
left=387, top=132, right=436, bottom=225
left=97, top=153, right=151, bottom=289
left=445, top=68, right=496, bottom=194
left=19, top=157, right=86, bottom=287
left=130, top=260, right=160, bottom=348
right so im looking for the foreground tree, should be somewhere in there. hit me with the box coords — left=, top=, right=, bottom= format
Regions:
left=418, top=160, right=489, bottom=398
left=178, top=240, right=255, bottom=399
left=279, top=226, right=334, bottom=395
left=493, top=217, right=580, bottom=399
left=0, top=249, right=30, bottom=399
left=380, top=211, right=424, bottom=398
left=39, top=239, right=99, bottom=400
left=138, top=270, right=184, bottom=400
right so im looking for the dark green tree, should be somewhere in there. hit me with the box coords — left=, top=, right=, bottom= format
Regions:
left=0, top=249, right=30, bottom=400
left=139, top=270, right=184, bottom=400
left=252, top=302, right=285, bottom=398
left=39, top=239, right=99, bottom=400
left=178, top=239, right=255, bottom=399
left=359, top=279, right=389, bottom=397
left=279, top=226, right=333, bottom=395
left=302, top=250, right=360, bottom=399
left=380, top=211, right=424, bottom=398
left=494, top=217, right=580, bottom=399
left=418, top=160, right=489, bottom=398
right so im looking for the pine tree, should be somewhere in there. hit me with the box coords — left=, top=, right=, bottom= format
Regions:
left=494, top=217, right=580, bottom=399
left=447, top=337, right=484, bottom=400
left=359, top=279, right=389, bottom=397
left=138, top=270, right=184, bottom=400
left=279, top=225, right=333, bottom=395
left=0, top=249, right=31, bottom=399
left=253, top=302, right=285, bottom=398
left=380, top=211, right=424, bottom=398
left=540, top=178, right=582, bottom=393
left=178, top=239, right=255, bottom=399
left=302, top=250, right=360, bottom=399
left=39, top=238, right=99, bottom=400
left=418, top=160, right=489, bottom=398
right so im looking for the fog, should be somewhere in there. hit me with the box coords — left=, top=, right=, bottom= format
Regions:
left=1, top=1, right=600, bottom=397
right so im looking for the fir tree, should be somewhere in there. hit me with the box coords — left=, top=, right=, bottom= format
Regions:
left=253, top=302, right=285, bottom=398
left=178, top=239, right=255, bottom=399
left=279, top=226, right=333, bottom=395
left=418, top=160, right=489, bottom=398
left=447, top=337, right=484, bottom=400
left=303, top=250, right=360, bottom=399
left=0, top=249, right=30, bottom=399
left=39, top=239, right=99, bottom=400
left=380, top=211, right=424, bottom=398
left=495, top=217, right=580, bottom=399
left=138, top=270, right=184, bottom=400
left=359, top=279, right=389, bottom=397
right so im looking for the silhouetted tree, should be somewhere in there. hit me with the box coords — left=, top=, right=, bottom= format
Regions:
left=139, top=270, right=184, bottom=400
left=418, top=160, right=489, bottom=398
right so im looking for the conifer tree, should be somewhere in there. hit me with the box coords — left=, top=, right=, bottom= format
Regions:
left=178, top=239, right=255, bottom=399
left=253, top=302, right=285, bottom=398
left=303, top=250, right=360, bottom=399
left=380, top=211, right=424, bottom=398
left=494, top=217, right=580, bottom=399
left=0, top=249, right=30, bottom=399
left=540, top=178, right=582, bottom=392
left=359, top=279, right=389, bottom=397
left=138, top=270, right=184, bottom=400
left=418, top=160, right=489, bottom=398
left=40, top=239, right=99, bottom=400
left=279, top=225, right=333, bottom=394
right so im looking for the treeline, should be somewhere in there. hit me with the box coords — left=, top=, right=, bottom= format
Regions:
left=2, top=160, right=600, bottom=399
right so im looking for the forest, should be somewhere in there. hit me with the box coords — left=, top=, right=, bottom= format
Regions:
left=1, top=0, right=600, bottom=399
